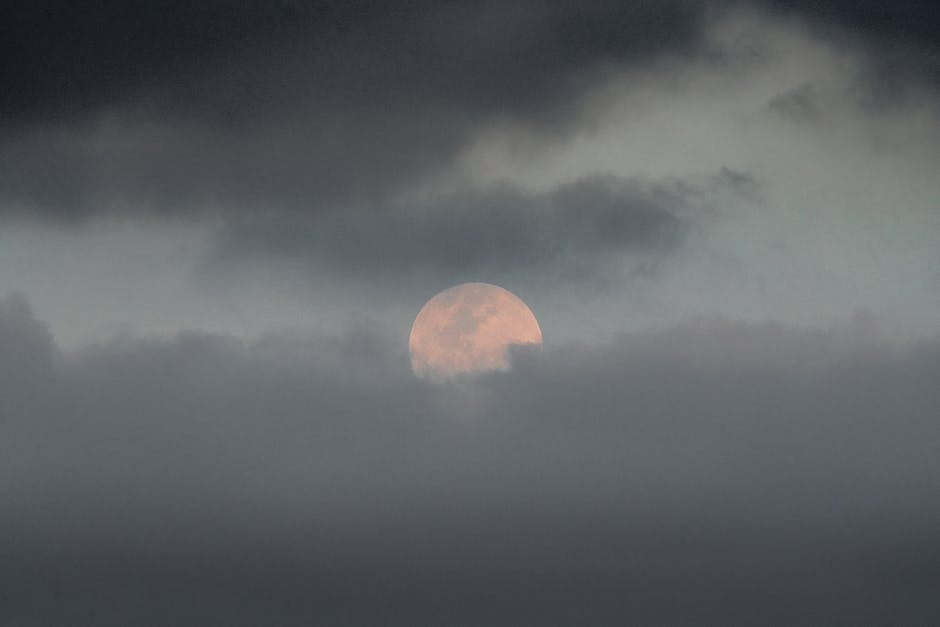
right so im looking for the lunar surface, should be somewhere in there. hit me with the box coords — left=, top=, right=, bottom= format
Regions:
left=409, top=283, right=543, bottom=379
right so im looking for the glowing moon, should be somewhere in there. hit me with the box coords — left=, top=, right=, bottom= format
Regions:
left=409, top=282, right=542, bottom=379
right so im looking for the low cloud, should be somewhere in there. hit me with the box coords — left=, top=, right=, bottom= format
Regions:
left=2, top=293, right=938, bottom=625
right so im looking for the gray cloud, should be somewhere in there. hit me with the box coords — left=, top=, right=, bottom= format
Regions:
left=1, top=1, right=938, bottom=224
left=768, top=82, right=822, bottom=123
left=0, top=0, right=936, bottom=257
left=211, top=174, right=686, bottom=285
left=2, top=293, right=938, bottom=625
left=0, top=1, right=712, bottom=220
left=760, top=1, right=940, bottom=111
left=1, top=2, right=712, bottom=126
left=4, top=1, right=935, bottom=132
left=763, top=1, right=940, bottom=61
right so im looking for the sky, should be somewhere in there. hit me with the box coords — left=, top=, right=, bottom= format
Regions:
left=1, top=1, right=939, bottom=624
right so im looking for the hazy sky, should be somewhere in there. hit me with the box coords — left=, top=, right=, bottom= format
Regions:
left=2, top=2, right=939, bottom=624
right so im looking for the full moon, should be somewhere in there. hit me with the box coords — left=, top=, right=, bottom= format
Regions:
left=409, top=283, right=543, bottom=379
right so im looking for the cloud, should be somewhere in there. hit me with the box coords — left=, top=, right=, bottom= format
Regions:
left=1, top=1, right=939, bottom=224
left=2, top=293, right=938, bottom=624
left=210, top=174, right=686, bottom=284
left=760, top=1, right=940, bottom=106
left=768, top=82, right=821, bottom=122
left=0, top=1, right=711, bottom=220
left=0, top=293, right=55, bottom=416
left=1, top=1, right=713, bottom=125
left=763, top=0, right=940, bottom=54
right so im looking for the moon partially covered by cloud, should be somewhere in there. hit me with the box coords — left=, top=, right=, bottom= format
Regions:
left=409, top=283, right=542, bottom=379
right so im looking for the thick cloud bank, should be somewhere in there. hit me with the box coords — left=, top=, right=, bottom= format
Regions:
left=2, top=294, right=938, bottom=625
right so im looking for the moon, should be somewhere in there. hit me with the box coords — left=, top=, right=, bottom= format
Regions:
left=409, top=282, right=543, bottom=379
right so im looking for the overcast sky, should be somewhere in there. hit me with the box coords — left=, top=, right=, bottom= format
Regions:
left=2, top=2, right=939, bottom=625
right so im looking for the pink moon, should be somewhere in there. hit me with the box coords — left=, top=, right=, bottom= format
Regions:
left=409, top=283, right=543, bottom=379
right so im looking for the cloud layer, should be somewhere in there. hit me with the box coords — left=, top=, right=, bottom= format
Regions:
left=2, top=294, right=938, bottom=625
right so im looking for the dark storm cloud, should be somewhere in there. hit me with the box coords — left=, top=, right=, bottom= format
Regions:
left=0, top=0, right=710, bottom=219
left=764, top=0, right=940, bottom=53
left=5, top=1, right=937, bottom=130
left=763, top=1, right=940, bottom=101
left=2, top=293, right=939, bottom=625
left=1, top=1, right=711, bottom=125
left=212, top=174, right=685, bottom=284
left=2, top=1, right=938, bottom=222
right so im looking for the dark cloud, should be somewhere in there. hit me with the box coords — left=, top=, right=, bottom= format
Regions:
left=6, top=1, right=937, bottom=132
left=2, top=293, right=939, bottom=625
left=211, top=174, right=685, bottom=284
left=763, top=1, right=940, bottom=103
left=1, top=1, right=711, bottom=125
left=0, top=1, right=711, bottom=219
left=765, top=1, right=940, bottom=53
left=2, top=1, right=938, bottom=221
